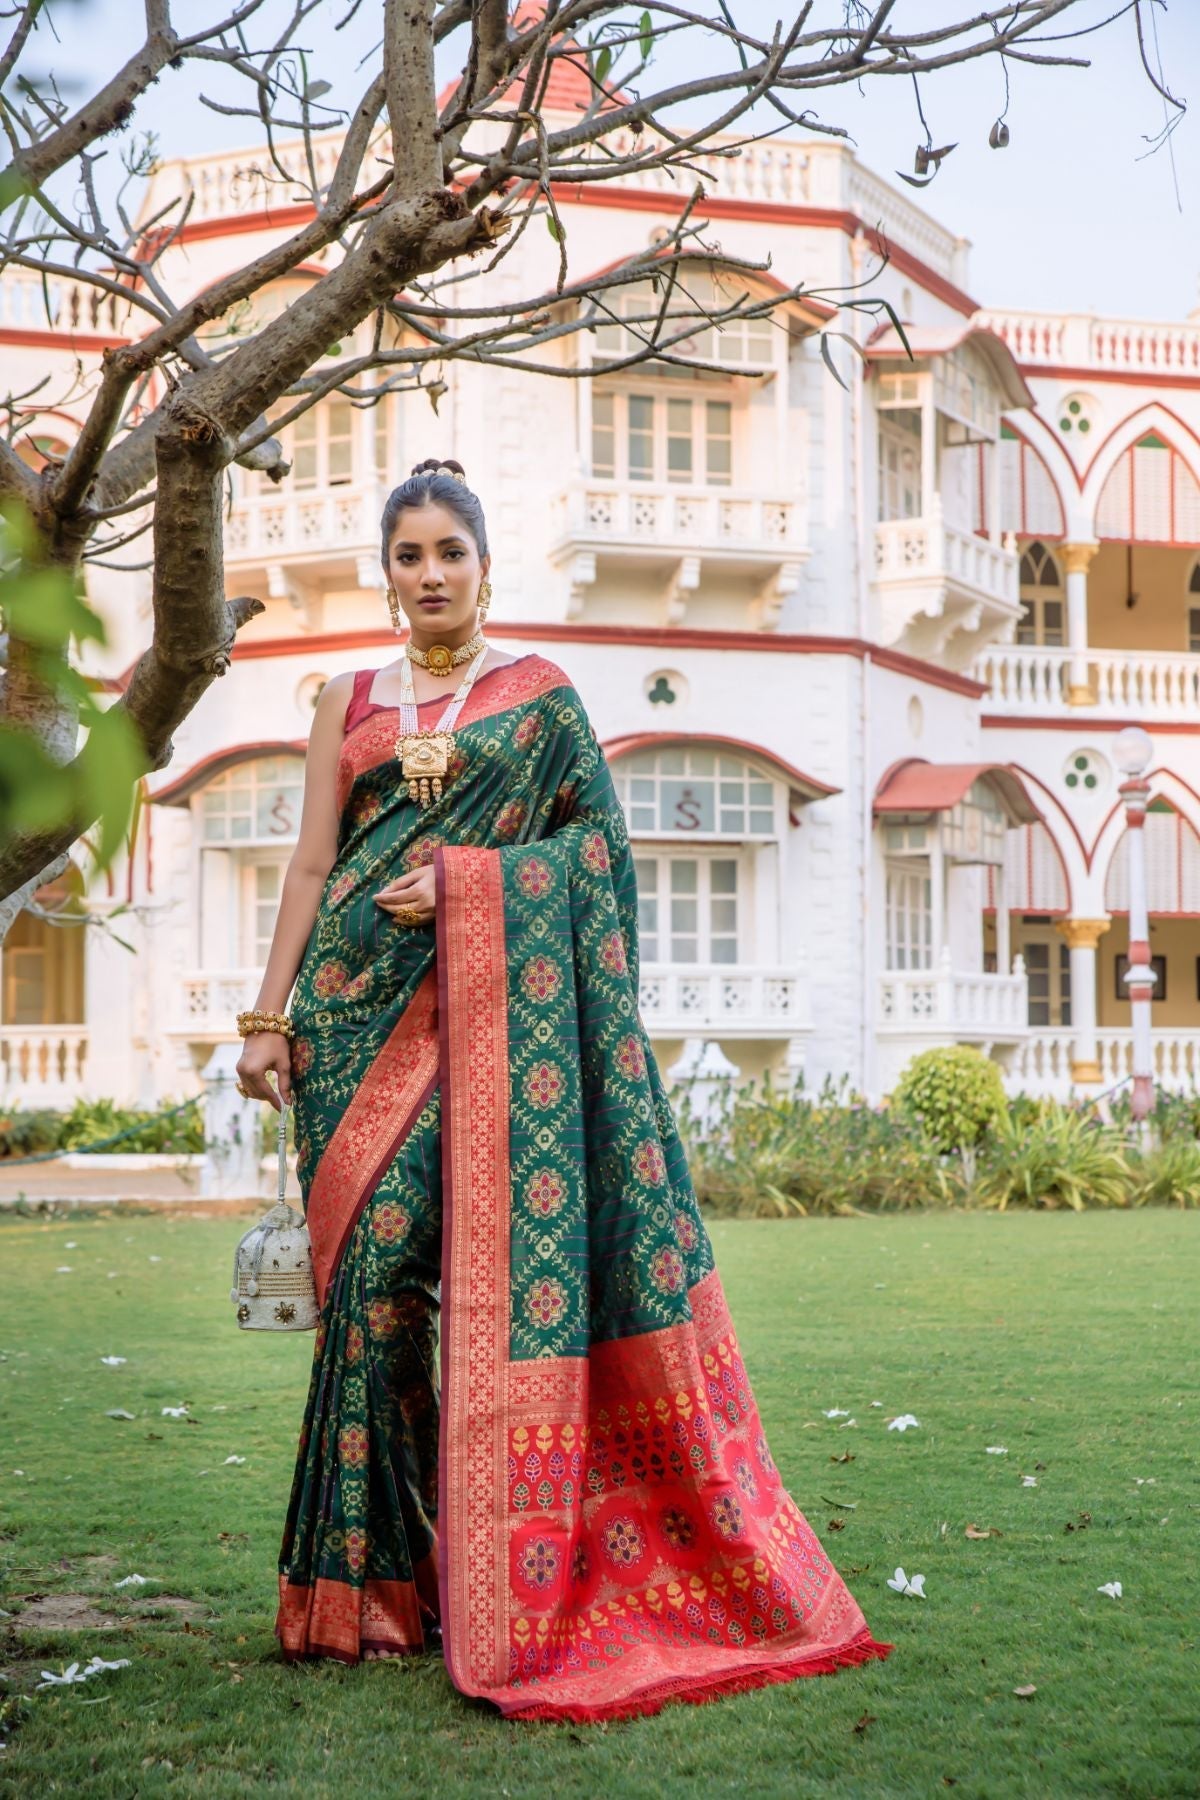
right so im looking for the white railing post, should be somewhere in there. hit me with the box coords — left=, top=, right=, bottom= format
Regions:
left=1114, top=727, right=1157, bottom=1121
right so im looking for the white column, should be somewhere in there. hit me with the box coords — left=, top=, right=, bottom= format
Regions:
left=1061, top=541, right=1098, bottom=707
left=994, top=857, right=1011, bottom=977
left=929, top=831, right=946, bottom=963
left=1114, top=727, right=1156, bottom=1121
left=1055, top=918, right=1110, bottom=1087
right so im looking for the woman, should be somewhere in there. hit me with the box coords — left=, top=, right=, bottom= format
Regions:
left=236, top=458, right=891, bottom=1721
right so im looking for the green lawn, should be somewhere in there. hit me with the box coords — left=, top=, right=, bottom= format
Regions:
left=0, top=1209, right=1196, bottom=1799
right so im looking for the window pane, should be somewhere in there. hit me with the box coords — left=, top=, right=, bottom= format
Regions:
left=292, top=440, right=317, bottom=488
left=628, top=395, right=654, bottom=480
left=706, top=401, right=732, bottom=485
left=592, top=392, right=615, bottom=478
left=670, top=861, right=698, bottom=894
left=711, top=860, right=737, bottom=894
left=666, top=398, right=692, bottom=483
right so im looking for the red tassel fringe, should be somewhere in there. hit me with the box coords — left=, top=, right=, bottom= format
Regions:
left=497, top=1631, right=894, bottom=1725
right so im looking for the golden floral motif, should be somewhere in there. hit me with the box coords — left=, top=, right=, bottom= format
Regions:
left=345, top=1322, right=364, bottom=1364
left=327, top=870, right=356, bottom=907
left=599, top=930, right=627, bottom=977
left=616, top=1034, right=645, bottom=1080
left=344, top=1526, right=368, bottom=1573
left=494, top=799, right=528, bottom=841
left=602, top=1516, right=645, bottom=1569
left=649, top=1244, right=685, bottom=1295
left=366, top=1296, right=400, bottom=1338
left=291, top=1036, right=314, bottom=1077
left=581, top=831, right=610, bottom=875
left=634, top=1140, right=666, bottom=1187
left=313, top=960, right=350, bottom=1000
left=526, top=1276, right=567, bottom=1328
left=338, top=1424, right=369, bottom=1468
left=521, top=956, right=561, bottom=1003
left=525, top=1061, right=563, bottom=1108
left=517, top=857, right=553, bottom=899
left=525, top=1168, right=567, bottom=1218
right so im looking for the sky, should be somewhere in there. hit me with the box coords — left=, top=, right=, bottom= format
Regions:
left=17, top=0, right=1200, bottom=321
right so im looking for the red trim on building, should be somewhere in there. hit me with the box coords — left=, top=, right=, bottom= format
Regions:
left=874, top=757, right=1042, bottom=825
left=1013, top=363, right=1200, bottom=392
left=983, top=714, right=1200, bottom=735
left=602, top=731, right=840, bottom=802
left=549, top=184, right=978, bottom=316
left=148, top=739, right=305, bottom=805
left=212, top=620, right=987, bottom=699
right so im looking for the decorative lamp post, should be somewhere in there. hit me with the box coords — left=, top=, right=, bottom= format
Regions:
left=1113, top=726, right=1155, bottom=1122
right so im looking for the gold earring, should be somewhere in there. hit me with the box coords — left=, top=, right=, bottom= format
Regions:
left=478, top=578, right=492, bottom=621
left=386, top=583, right=402, bottom=632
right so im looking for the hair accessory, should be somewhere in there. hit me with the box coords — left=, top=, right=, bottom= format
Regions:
left=435, top=465, right=468, bottom=485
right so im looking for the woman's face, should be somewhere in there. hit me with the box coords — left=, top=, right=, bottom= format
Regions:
left=384, top=501, right=490, bottom=641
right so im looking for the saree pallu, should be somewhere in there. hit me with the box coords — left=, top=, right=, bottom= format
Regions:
left=276, top=654, right=891, bottom=1719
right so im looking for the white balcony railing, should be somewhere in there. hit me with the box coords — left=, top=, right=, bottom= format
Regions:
left=639, top=964, right=808, bottom=1040
left=0, top=1027, right=90, bottom=1103
left=225, top=481, right=380, bottom=566
left=1010, top=1030, right=1200, bottom=1098
left=175, top=970, right=262, bottom=1038
left=977, top=308, right=1200, bottom=378
left=878, top=957, right=1028, bottom=1039
left=976, top=645, right=1200, bottom=720
left=0, top=272, right=131, bottom=340
left=873, top=513, right=1019, bottom=612
left=553, top=480, right=806, bottom=561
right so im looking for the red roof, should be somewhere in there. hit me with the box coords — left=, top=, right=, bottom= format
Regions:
left=873, top=759, right=1040, bottom=826
left=438, top=2, right=629, bottom=117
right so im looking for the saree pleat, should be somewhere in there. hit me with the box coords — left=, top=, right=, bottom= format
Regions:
left=276, top=655, right=891, bottom=1713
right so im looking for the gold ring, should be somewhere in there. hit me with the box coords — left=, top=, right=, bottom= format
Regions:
left=393, top=904, right=423, bottom=927
left=235, top=1081, right=250, bottom=1097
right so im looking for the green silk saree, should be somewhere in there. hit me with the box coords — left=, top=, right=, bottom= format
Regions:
left=277, top=653, right=890, bottom=1721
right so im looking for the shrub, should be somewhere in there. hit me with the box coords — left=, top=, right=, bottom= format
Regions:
left=1127, top=1136, right=1200, bottom=1209
left=680, top=1077, right=958, bottom=1217
left=971, top=1104, right=1130, bottom=1211
left=0, top=1108, right=65, bottom=1159
left=892, top=1045, right=1007, bottom=1153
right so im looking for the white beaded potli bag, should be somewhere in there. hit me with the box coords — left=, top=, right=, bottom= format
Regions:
left=230, top=1101, right=318, bottom=1331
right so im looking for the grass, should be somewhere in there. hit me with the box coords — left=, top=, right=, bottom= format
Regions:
left=0, top=1208, right=1196, bottom=1800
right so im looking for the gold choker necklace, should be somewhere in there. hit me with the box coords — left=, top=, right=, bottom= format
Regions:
left=405, top=631, right=486, bottom=678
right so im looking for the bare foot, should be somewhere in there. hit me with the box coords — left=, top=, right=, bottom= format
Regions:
left=363, top=1647, right=407, bottom=1661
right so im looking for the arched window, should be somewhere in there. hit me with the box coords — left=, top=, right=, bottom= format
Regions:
left=1187, top=558, right=1200, bottom=652
left=612, top=747, right=783, bottom=967
left=199, top=755, right=303, bottom=844
left=195, top=756, right=303, bottom=967
left=1017, top=540, right=1064, bottom=647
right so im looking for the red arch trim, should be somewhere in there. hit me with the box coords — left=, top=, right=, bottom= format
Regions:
left=602, top=731, right=840, bottom=803
left=148, top=740, right=305, bottom=806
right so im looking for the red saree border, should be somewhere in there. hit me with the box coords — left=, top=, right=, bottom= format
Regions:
left=336, top=655, right=570, bottom=812
left=277, top=1556, right=439, bottom=1662
left=434, top=845, right=512, bottom=1699
left=305, top=969, right=440, bottom=1307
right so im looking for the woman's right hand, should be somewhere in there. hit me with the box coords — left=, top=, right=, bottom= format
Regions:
left=235, top=1031, right=292, bottom=1111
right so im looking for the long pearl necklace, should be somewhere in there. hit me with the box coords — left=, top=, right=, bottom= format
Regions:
left=396, top=643, right=489, bottom=807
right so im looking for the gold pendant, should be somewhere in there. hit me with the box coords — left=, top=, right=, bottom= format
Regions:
left=399, top=730, right=452, bottom=807
left=425, top=643, right=454, bottom=676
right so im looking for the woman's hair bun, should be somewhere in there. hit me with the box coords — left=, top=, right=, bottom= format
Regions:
left=410, top=456, right=467, bottom=481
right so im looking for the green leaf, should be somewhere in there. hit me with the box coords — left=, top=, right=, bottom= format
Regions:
left=639, top=10, right=654, bottom=61
left=78, top=706, right=144, bottom=865
left=545, top=212, right=563, bottom=243
left=0, top=725, right=74, bottom=834
left=0, top=568, right=107, bottom=651
left=596, top=45, right=612, bottom=85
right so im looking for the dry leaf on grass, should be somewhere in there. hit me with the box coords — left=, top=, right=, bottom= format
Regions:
left=830, top=1451, right=855, bottom=1464
left=827, top=1518, right=847, bottom=1531
left=964, top=1524, right=1003, bottom=1540
left=852, top=1712, right=877, bottom=1734
left=1013, top=1685, right=1037, bottom=1700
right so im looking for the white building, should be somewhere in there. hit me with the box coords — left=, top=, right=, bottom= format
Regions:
left=6, top=83, right=1200, bottom=1110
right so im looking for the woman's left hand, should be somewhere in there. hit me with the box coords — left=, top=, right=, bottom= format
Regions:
left=374, top=865, right=436, bottom=925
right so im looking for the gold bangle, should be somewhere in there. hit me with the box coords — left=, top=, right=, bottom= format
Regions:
left=236, top=1009, right=294, bottom=1040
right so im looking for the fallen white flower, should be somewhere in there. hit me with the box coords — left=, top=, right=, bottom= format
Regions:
left=148, top=1255, right=162, bottom=1263
left=823, top=1408, right=850, bottom=1419
left=161, top=1406, right=188, bottom=1418
left=105, top=1410, right=135, bottom=1421
left=888, top=1414, right=921, bottom=1432
left=839, top=1418, right=858, bottom=1428
left=1021, top=1475, right=1039, bottom=1488
left=986, top=1446, right=1008, bottom=1455
left=1097, top=1581, right=1123, bottom=1599
left=65, top=1242, right=77, bottom=1249
left=886, top=1567, right=926, bottom=1599
left=1134, top=1477, right=1156, bottom=1486
left=55, top=1267, right=72, bottom=1274
left=870, top=1401, right=883, bottom=1408
left=36, top=1662, right=87, bottom=1690
left=223, top=1455, right=246, bottom=1466
left=83, top=1657, right=130, bottom=1676
left=114, top=1574, right=148, bottom=1588
left=99, top=1357, right=127, bottom=1367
